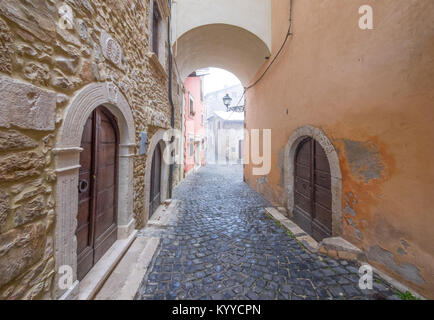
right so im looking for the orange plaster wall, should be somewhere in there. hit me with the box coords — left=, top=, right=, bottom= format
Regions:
left=244, top=0, right=434, bottom=298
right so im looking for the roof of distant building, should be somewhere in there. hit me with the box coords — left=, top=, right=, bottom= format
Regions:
left=204, top=84, right=244, bottom=98
left=189, top=68, right=210, bottom=78
left=209, top=111, right=244, bottom=122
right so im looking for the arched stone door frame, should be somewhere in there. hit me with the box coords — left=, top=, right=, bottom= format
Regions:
left=143, top=129, right=170, bottom=227
left=284, top=125, right=343, bottom=237
left=53, top=82, right=136, bottom=299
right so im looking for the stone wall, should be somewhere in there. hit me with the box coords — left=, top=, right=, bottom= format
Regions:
left=0, top=0, right=183, bottom=299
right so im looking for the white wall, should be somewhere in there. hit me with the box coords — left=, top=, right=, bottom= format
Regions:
left=171, top=0, right=271, bottom=84
left=172, top=0, right=271, bottom=49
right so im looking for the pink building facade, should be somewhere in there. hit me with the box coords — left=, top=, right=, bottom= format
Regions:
left=183, top=73, right=206, bottom=175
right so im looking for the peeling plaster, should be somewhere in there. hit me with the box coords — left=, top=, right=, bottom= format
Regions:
left=344, top=204, right=357, bottom=217
left=397, top=247, right=407, bottom=256
left=401, top=239, right=410, bottom=249
left=342, top=139, right=385, bottom=183
left=257, top=176, right=268, bottom=185
left=367, top=245, right=425, bottom=285
left=344, top=192, right=363, bottom=240
left=346, top=217, right=363, bottom=241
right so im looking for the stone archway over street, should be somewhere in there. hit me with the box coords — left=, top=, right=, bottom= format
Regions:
left=172, top=0, right=271, bottom=83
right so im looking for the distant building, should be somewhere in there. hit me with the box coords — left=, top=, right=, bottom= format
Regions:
left=205, top=85, right=245, bottom=164
left=183, top=72, right=206, bottom=175
left=205, top=84, right=245, bottom=119
left=207, top=111, right=244, bottom=164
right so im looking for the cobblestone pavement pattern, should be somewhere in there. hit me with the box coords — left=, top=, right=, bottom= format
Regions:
left=136, top=165, right=399, bottom=300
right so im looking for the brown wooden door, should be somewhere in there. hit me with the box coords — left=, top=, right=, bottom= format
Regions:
left=149, top=144, right=161, bottom=218
left=76, top=107, right=118, bottom=281
left=294, top=138, right=332, bottom=241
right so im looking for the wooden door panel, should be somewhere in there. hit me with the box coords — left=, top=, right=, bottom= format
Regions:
left=312, top=220, right=331, bottom=242
left=294, top=176, right=311, bottom=198
left=314, top=204, right=332, bottom=230
left=314, top=185, right=332, bottom=209
left=76, top=219, right=90, bottom=253
left=80, top=144, right=93, bottom=173
left=315, top=141, right=327, bottom=157
left=294, top=139, right=313, bottom=235
left=76, top=107, right=118, bottom=281
left=295, top=139, right=312, bottom=166
left=94, top=224, right=117, bottom=262
left=314, top=170, right=331, bottom=189
left=293, top=138, right=333, bottom=241
left=77, top=199, right=91, bottom=229
left=100, top=117, right=117, bottom=141
left=97, top=187, right=115, bottom=211
left=314, top=143, right=330, bottom=173
left=295, top=163, right=311, bottom=180
left=294, top=189, right=312, bottom=213
left=315, top=158, right=330, bottom=173
left=99, top=144, right=116, bottom=165
left=81, top=115, right=93, bottom=141
left=77, top=248, right=94, bottom=281
left=78, top=171, right=92, bottom=199
left=95, top=201, right=115, bottom=235
left=76, top=114, right=94, bottom=281
left=92, top=108, right=118, bottom=266
left=294, top=138, right=313, bottom=214
left=293, top=208, right=312, bottom=235
left=296, top=154, right=310, bottom=165
left=314, top=141, right=332, bottom=238
left=98, top=165, right=115, bottom=189
left=149, top=145, right=162, bottom=218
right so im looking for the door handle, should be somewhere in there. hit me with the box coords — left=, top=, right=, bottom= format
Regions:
left=78, top=179, right=89, bottom=193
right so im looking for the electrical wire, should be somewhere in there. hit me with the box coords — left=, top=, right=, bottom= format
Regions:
left=171, top=0, right=294, bottom=109
left=234, top=0, right=294, bottom=107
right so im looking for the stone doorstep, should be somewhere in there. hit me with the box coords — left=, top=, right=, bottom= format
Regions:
left=265, top=207, right=367, bottom=259
left=277, top=207, right=288, bottom=216
left=148, top=199, right=180, bottom=227
left=264, top=207, right=319, bottom=253
left=77, top=230, right=137, bottom=300
left=94, top=236, right=160, bottom=300
left=318, top=236, right=367, bottom=262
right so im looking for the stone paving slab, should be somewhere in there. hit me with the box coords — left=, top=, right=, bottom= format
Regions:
left=95, top=236, right=160, bottom=300
left=136, top=165, right=400, bottom=300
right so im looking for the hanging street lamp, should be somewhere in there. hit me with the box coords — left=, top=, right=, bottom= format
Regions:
left=222, top=93, right=244, bottom=112
left=223, top=93, right=233, bottom=111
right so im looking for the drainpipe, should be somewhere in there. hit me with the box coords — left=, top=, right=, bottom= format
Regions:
left=168, top=1, right=175, bottom=199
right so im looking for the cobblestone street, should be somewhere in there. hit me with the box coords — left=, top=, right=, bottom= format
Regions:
left=136, top=165, right=398, bottom=300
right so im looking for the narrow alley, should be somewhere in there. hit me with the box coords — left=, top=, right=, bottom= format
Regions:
left=0, top=0, right=432, bottom=303
left=136, top=165, right=396, bottom=300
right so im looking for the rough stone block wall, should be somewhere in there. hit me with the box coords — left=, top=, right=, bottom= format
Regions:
left=0, top=0, right=182, bottom=299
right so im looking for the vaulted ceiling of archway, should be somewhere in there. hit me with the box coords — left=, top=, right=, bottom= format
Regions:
left=173, top=24, right=271, bottom=85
